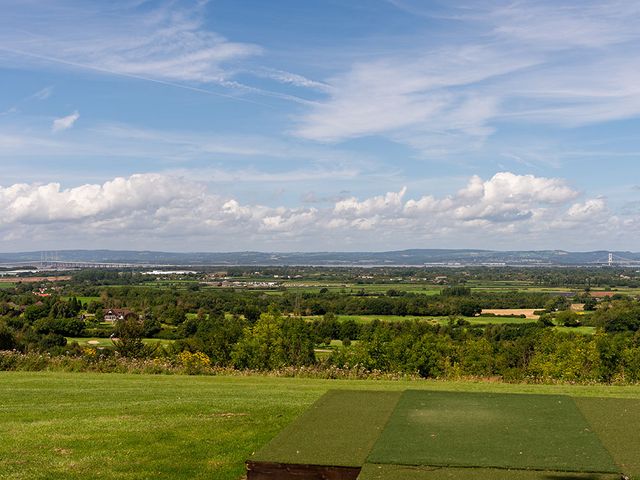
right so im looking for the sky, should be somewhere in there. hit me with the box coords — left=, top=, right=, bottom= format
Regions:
left=1, top=0, right=640, bottom=252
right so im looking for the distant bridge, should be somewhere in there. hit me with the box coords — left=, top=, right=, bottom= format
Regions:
left=597, top=253, right=640, bottom=267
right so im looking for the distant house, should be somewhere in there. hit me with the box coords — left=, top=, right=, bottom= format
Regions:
left=104, top=308, right=137, bottom=323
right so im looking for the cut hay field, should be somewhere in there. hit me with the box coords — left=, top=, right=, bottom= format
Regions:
left=2, top=373, right=640, bottom=480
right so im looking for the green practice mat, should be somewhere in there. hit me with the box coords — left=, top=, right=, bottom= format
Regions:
left=367, top=390, right=619, bottom=474
left=357, top=464, right=622, bottom=480
left=250, top=390, right=401, bottom=467
left=576, top=397, right=640, bottom=480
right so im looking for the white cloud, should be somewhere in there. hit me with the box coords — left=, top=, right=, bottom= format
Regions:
left=295, top=46, right=529, bottom=145
left=335, top=187, right=407, bottom=217
left=51, top=111, right=79, bottom=132
left=489, top=1, right=640, bottom=49
left=294, top=1, right=640, bottom=156
left=254, top=68, right=331, bottom=92
left=0, top=171, right=632, bottom=251
left=29, top=86, right=53, bottom=100
left=567, top=198, right=608, bottom=220
left=0, top=1, right=263, bottom=101
left=0, top=1, right=322, bottom=104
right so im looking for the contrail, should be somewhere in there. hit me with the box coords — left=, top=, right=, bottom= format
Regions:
left=0, top=46, right=275, bottom=107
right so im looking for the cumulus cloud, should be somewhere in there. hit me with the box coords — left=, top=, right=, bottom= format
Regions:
left=0, top=171, right=631, bottom=250
left=52, top=111, right=79, bottom=132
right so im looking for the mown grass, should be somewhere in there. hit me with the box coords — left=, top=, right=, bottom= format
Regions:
left=65, top=337, right=175, bottom=348
left=2, top=372, right=640, bottom=480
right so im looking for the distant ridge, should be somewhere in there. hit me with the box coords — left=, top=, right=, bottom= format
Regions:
left=1, top=249, right=639, bottom=266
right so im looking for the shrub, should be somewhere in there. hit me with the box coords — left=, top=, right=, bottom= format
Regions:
left=178, top=351, right=211, bottom=375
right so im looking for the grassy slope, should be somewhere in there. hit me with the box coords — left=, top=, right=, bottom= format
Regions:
left=2, top=372, right=640, bottom=480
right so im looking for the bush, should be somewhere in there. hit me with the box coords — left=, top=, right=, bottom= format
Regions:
left=178, top=351, right=211, bottom=375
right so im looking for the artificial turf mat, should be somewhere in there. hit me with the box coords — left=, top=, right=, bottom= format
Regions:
left=357, top=464, right=622, bottom=480
left=575, top=397, right=640, bottom=479
left=249, top=390, right=401, bottom=467
left=366, top=390, right=619, bottom=474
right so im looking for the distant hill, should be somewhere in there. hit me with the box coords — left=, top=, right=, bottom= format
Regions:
left=1, top=249, right=640, bottom=266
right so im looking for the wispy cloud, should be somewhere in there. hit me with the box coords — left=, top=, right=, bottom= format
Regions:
left=0, top=1, right=320, bottom=105
left=294, top=1, right=640, bottom=156
left=253, top=68, right=332, bottom=92
left=0, top=107, right=19, bottom=116
left=28, top=85, right=53, bottom=100
left=52, top=111, right=79, bottom=132
left=0, top=2, right=259, bottom=83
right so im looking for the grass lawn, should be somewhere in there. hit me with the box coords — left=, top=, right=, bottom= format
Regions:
left=2, top=372, right=640, bottom=480
left=66, top=337, right=175, bottom=348
left=554, top=326, right=597, bottom=335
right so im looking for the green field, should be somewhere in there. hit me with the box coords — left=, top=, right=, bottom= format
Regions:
left=66, top=337, right=175, bottom=348
left=302, top=314, right=538, bottom=325
left=2, top=373, right=640, bottom=480
left=62, top=296, right=101, bottom=304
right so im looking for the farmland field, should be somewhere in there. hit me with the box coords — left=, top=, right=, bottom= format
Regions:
left=2, top=372, right=640, bottom=480
left=480, top=308, right=539, bottom=318
left=301, top=314, right=537, bottom=325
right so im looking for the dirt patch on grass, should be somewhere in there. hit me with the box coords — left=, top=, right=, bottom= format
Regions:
left=200, top=412, right=249, bottom=418
left=53, top=448, right=73, bottom=456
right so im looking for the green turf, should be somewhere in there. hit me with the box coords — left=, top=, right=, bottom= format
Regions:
left=2, top=373, right=639, bottom=480
left=250, top=390, right=401, bottom=467
left=357, top=464, right=621, bottom=480
left=367, top=390, right=619, bottom=474
left=576, top=397, right=640, bottom=480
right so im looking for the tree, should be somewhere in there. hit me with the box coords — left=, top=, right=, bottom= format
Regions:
left=231, top=312, right=286, bottom=370
left=0, top=324, right=17, bottom=350
left=583, top=297, right=598, bottom=311
left=555, top=310, right=581, bottom=328
left=112, top=317, right=146, bottom=357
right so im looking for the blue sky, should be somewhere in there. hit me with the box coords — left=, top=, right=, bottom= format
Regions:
left=1, top=0, right=639, bottom=252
